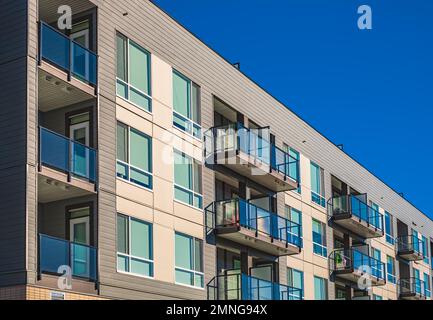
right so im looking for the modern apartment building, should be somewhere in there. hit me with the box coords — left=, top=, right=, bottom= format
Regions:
left=0, top=0, right=431, bottom=300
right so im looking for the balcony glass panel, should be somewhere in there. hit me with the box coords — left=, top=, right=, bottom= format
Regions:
left=40, top=127, right=97, bottom=183
left=209, top=199, right=302, bottom=248
left=329, top=195, right=384, bottom=232
left=207, top=273, right=302, bottom=300
left=39, top=234, right=97, bottom=281
left=40, top=22, right=97, bottom=86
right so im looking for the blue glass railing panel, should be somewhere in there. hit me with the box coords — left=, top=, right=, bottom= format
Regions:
left=39, top=234, right=97, bottom=281
left=40, top=127, right=97, bottom=183
left=40, top=22, right=97, bottom=86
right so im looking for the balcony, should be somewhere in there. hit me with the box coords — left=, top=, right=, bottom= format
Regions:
left=205, top=199, right=302, bottom=256
left=327, top=195, right=384, bottom=239
left=204, top=124, right=299, bottom=192
left=39, top=234, right=97, bottom=282
left=207, top=273, right=302, bottom=300
left=38, top=127, right=97, bottom=202
left=398, top=278, right=426, bottom=300
left=39, top=21, right=97, bottom=96
left=329, top=248, right=386, bottom=287
left=395, top=235, right=424, bottom=261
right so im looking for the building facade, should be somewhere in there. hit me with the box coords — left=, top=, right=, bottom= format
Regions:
left=0, top=0, right=431, bottom=300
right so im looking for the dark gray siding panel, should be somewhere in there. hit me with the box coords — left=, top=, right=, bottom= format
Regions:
left=0, top=0, right=27, bottom=64
left=0, top=0, right=28, bottom=287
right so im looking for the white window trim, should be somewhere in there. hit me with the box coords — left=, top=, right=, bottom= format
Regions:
left=116, top=35, right=152, bottom=112
left=116, top=123, right=153, bottom=190
left=174, top=233, right=204, bottom=289
left=173, top=150, right=203, bottom=209
left=172, top=70, right=202, bottom=140
left=116, top=215, right=154, bottom=278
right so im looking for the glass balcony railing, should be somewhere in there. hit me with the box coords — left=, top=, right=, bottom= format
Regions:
left=207, top=273, right=302, bottom=300
left=328, top=195, right=384, bottom=232
left=39, top=127, right=97, bottom=183
left=205, top=198, right=302, bottom=248
left=39, top=234, right=97, bottom=281
left=399, top=277, right=426, bottom=298
left=329, top=248, right=386, bottom=281
left=396, top=235, right=424, bottom=257
left=203, top=123, right=299, bottom=182
left=39, top=22, right=97, bottom=86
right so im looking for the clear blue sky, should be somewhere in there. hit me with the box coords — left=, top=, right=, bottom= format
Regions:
left=153, top=0, right=433, bottom=217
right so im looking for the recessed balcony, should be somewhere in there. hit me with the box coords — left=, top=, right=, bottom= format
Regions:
left=329, top=247, right=386, bottom=287
left=395, top=235, right=424, bottom=261
left=207, top=272, right=302, bottom=300
left=204, top=124, right=299, bottom=192
left=398, top=278, right=426, bottom=300
left=205, top=199, right=302, bottom=256
left=328, top=195, right=384, bottom=239
left=38, top=234, right=97, bottom=283
left=38, top=21, right=97, bottom=96
left=38, top=127, right=97, bottom=202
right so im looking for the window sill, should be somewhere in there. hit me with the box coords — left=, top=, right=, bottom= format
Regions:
left=172, top=125, right=202, bottom=143
left=117, top=270, right=155, bottom=281
left=174, top=282, right=205, bottom=291
left=117, top=176, right=154, bottom=193
left=173, top=199, right=203, bottom=212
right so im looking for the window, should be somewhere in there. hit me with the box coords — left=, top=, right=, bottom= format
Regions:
left=173, top=149, right=203, bottom=209
left=310, top=162, right=325, bottom=207
left=385, top=211, right=394, bottom=245
left=312, top=219, right=327, bottom=257
left=414, top=268, right=422, bottom=294
left=116, top=33, right=152, bottom=111
left=314, top=276, right=327, bottom=300
left=424, top=273, right=431, bottom=298
left=117, top=214, right=153, bottom=277
left=175, top=232, right=204, bottom=288
left=283, top=144, right=301, bottom=193
left=285, top=206, right=303, bottom=245
left=373, top=294, right=383, bottom=300
left=173, top=70, right=201, bottom=138
left=371, top=248, right=383, bottom=279
left=422, top=235, right=429, bottom=264
left=116, top=122, right=153, bottom=189
left=412, top=229, right=420, bottom=253
left=287, top=267, right=304, bottom=299
left=386, top=255, right=396, bottom=284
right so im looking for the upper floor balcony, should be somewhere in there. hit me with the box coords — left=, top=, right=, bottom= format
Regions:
left=39, top=234, right=97, bottom=283
left=205, top=198, right=302, bottom=256
left=398, top=277, right=426, bottom=300
left=204, top=124, right=299, bottom=193
left=39, top=21, right=97, bottom=90
left=395, top=235, right=424, bottom=261
left=38, top=127, right=97, bottom=202
left=327, top=195, right=384, bottom=239
left=329, top=247, right=386, bottom=287
left=207, top=272, right=302, bottom=300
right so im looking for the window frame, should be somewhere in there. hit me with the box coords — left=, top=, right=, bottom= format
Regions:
left=384, top=211, right=395, bottom=245
left=424, top=272, right=431, bottom=298
left=386, top=255, right=396, bottom=284
left=173, top=149, right=203, bottom=209
left=116, top=32, right=152, bottom=112
left=312, top=219, right=327, bottom=257
left=314, top=276, right=328, bottom=300
left=172, top=69, right=202, bottom=139
left=174, top=232, right=204, bottom=289
left=287, top=267, right=304, bottom=299
left=422, top=235, right=429, bottom=265
left=116, top=213, right=154, bottom=279
left=310, top=161, right=325, bottom=207
left=116, top=122, right=153, bottom=190
left=283, top=144, right=301, bottom=194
